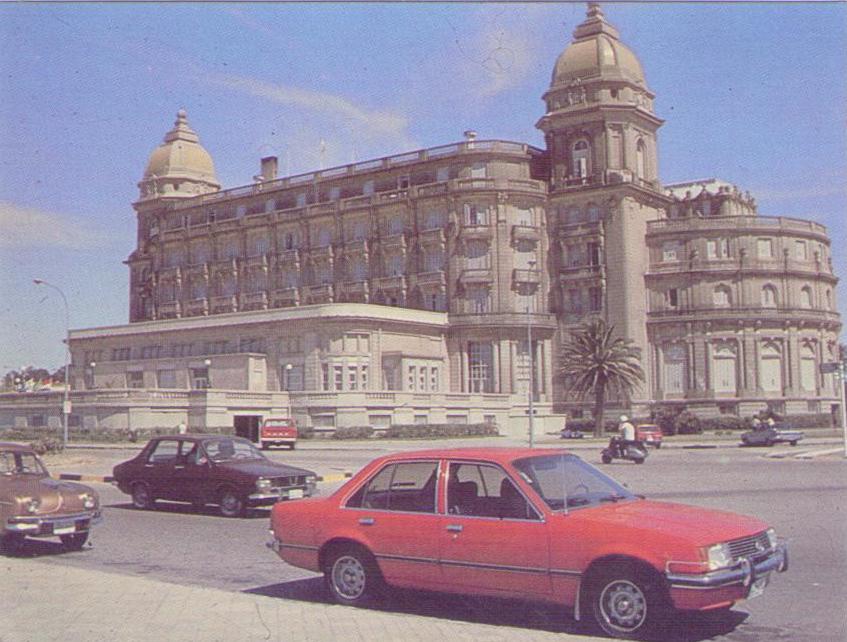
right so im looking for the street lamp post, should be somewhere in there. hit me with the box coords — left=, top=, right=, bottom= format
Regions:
left=839, top=363, right=847, bottom=459
left=33, top=279, right=70, bottom=447
left=527, top=259, right=536, bottom=448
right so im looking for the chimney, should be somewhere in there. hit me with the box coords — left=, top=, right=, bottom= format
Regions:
left=463, top=130, right=478, bottom=142
left=261, top=156, right=278, bottom=181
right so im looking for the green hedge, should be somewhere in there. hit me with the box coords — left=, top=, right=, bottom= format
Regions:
left=382, top=423, right=498, bottom=439
left=332, top=425, right=374, bottom=440
left=29, top=436, right=64, bottom=455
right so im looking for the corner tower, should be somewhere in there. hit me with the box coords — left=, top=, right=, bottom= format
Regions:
left=540, top=4, right=670, bottom=414
left=127, top=110, right=220, bottom=322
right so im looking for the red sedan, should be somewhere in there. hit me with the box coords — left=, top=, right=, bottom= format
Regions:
left=268, top=448, right=787, bottom=639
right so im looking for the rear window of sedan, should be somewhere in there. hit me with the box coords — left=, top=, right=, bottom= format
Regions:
left=346, top=461, right=438, bottom=513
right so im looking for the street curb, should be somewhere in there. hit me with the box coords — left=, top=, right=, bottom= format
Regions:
left=794, top=447, right=845, bottom=460
left=56, top=473, right=115, bottom=483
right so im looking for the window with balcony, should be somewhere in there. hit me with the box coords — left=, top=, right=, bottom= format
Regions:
left=712, top=285, right=731, bottom=307
left=465, top=240, right=489, bottom=270
left=157, top=369, right=177, bottom=389
left=127, top=371, right=144, bottom=388
left=423, top=249, right=445, bottom=273
left=572, top=140, right=590, bottom=178
left=466, top=285, right=490, bottom=314
left=662, top=241, right=681, bottom=262
left=422, top=210, right=446, bottom=231
left=468, top=342, right=494, bottom=393
left=387, top=215, right=404, bottom=236
left=663, top=344, right=686, bottom=394
left=191, top=367, right=210, bottom=389
left=350, top=259, right=368, bottom=281
left=245, top=270, right=267, bottom=293
left=163, top=246, right=185, bottom=268
left=707, top=238, right=729, bottom=259
left=464, top=203, right=488, bottom=226
left=159, top=281, right=177, bottom=303
left=587, top=242, right=601, bottom=266
left=248, top=235, right=269, bottom=257
left=221, top=238, right=240, bottom=260
left=189, top=243, right=210, bottom=265
left=239, top=337, right=264, bottom=353
left=348, top=220, right=368, bottom=241
left=386, top=254, right=405, bottom=277
left=515, top=206, right=533, bottom=226
left=281, top=230, right=300, bottom=250
left=190, top=279, right=207, bottom=300
left=427, top=292, right=447, bottom=311
left=278, top=269, right=299, bottom=289
left=314, top=263, right=333, bottom=284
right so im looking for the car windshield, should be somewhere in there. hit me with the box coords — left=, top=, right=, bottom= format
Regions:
left=0, top=450, right=48, bottom=476
left=204, top=438, right=266, bottom=462
left=513, top=453, right=636, bottom=512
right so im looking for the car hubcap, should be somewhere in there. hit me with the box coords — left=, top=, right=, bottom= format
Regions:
left=134, top=486, right=148, bottom=506
left=600, top=580, right=647, bottom=633
left=332, top=556, right=366, bottom=599
left=222, top=494, right=239, bottom=513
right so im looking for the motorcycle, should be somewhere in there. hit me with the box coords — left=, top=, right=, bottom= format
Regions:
left=601, top=437, right=648, bottom=464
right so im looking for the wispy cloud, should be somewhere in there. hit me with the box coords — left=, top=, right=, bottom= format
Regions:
left=220, top=7, right=275, bottom=38
left=0, top=202, right=109, bottom=250
left=204, top=71, right=412, bottom=146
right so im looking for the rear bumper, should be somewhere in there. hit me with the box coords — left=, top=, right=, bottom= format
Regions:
left=4, top=510, right=102, bottom=537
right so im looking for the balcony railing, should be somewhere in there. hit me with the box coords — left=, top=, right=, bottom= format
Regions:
left=275, top=249, right=300, bottom=266
left=302, top=283, right=334, bottom=303
left=512, top=225, right=541, bottom=244
left=646, top=215, right=829, bottom=237
left=558, top=264, right=603, bottom=281
left=270, top=287, right=299, bottom=307
left=209, top=295, right=237, bottom=313
left=183, top=298, right=209, bottom=317
left=239, top=291, right=268, bottom=310
left=308, top=245, right=334, bottom=261
left=243, top=254, right=268, bottom=270
left=372, top=275, right=406, bottom=291
left=418, top=228, right=446, bottom=247
left=342, top=238, right=369, bottom=255
left=460, top=224, right=492, bottom=241
left=513, top=268, right=542, bottom=285
left=380, top=234, right=406, bottom=251
left=648, top=306, right=841, bottom=324
left=157, top=301, right=181, bottom=318
left=459, top=268, right=493, bottom=284
left=415, top=271, right=447, bottom=288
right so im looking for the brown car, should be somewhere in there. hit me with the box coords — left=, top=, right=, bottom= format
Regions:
left=0, top=442, right=101, bottom=554
left=112, top=435, right=318, bottom=517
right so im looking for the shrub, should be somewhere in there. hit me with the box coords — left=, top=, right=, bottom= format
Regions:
left=29, top=436, right=64, bottom=455
left=649, top=405, right=681, bottom=435
left=700, top=416, right=749, bottom=432
left=382, top=423, right=498, bottom=439
left=674, top=410, right=702, bottom=435
left=332, top=426, right=374, bottom=440
left=564, top=418, right=595, bottom=433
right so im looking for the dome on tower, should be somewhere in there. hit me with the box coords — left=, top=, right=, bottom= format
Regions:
left=139, top=110, right=220, bottom=200
left=550, top=3, right=646, bottom=88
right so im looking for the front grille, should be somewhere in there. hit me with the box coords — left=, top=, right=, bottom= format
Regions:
left=269, top=475, right=306, bottom=488
left=727, top=532, right=771, bottom=560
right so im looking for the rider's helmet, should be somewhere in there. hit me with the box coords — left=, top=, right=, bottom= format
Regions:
left=619, top=414, right=629, bottom=422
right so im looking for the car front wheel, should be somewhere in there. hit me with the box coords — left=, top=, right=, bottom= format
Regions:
left=325, top=546, right=383, bottom=607
left=60, top=532, right=89, bottom=551
left=589, top=567, right=667, bottom=640
left=131, top=482, right=155, bottom=510
left=219, top=488, right=245, bottom=517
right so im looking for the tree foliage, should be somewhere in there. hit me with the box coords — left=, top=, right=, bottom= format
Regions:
left=559, top=318, right=645, bottom=437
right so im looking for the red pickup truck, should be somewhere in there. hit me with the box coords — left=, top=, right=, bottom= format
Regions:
left=260, top=418, right=298, bottom=450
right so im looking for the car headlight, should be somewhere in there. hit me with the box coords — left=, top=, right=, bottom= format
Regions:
left=82, top=494, right=96, bottom=510
left=256, top=478, right=272, bottom=491
left=706, top=543, right=733, bottom=570
left=766, top=528, right=778, bottom=549
left=306, top=475, right=317, bottom=485
left=26, top=498, right=40, bottom=514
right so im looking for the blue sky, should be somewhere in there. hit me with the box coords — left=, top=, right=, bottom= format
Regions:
left=1, top=2, right=845, bottom=371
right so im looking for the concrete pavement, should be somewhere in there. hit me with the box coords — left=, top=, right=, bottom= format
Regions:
left=1, top=556, right=606, bottom=642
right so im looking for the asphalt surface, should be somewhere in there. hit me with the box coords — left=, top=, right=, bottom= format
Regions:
left=3, top=436, right=846, bottom=641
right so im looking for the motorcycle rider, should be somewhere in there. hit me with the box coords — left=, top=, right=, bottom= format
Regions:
left=617, top=414, right=636, bottom=457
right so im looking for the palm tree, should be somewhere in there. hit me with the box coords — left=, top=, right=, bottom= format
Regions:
left=559, top=318, right=645, bottom=437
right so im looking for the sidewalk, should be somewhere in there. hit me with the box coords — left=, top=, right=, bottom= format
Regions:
left=1, top=557, right=606, bottom=642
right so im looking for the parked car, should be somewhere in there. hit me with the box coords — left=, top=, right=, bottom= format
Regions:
left=113, top=435, right=317, bottom=517
left=260, top=417, right=298, bottom=450
left=269, top=448, right=788, bottom=640
left=1, top=442, right=101, bottom=554
left=635, top=423, right=663, bottom=448
left=560, top=428, right=584, bottom=439
left=740, top=425, right=804, bottom=447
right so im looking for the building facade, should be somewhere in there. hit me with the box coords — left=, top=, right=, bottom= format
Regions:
left=1, top=5, right=840, bottom=435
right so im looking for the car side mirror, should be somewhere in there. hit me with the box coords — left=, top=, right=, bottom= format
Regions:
left=197, top=456, right=209, bottom=466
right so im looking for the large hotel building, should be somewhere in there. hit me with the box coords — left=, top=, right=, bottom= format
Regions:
left=3, top=5, right=841, bottom=437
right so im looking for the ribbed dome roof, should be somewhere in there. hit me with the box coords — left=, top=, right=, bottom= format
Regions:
left=551, top=3, right=646, bottom=87
left=143, top=110, right=218, bottom=184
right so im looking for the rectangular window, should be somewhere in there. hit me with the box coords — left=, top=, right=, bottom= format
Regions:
left=171, top=343, right=193, bottom=358
left=29, top=415, right=45, bottom=428
left=430, top=367, right=439, bottom=392
left=468, top=342, right=494, bottom=393
left=361, top=365, right=368, bottom=390
left=436, top=166, right=450, bottom=182
left=463, top=204, right=487, bottom=226
left=470, top=162, right=487, bottom=178
left=322, top=364, right=329, bottom=391
left=296, top=193, right=307, bottom=208
left=127, top=371, right=144, bottom=388
left=408, top=365, right=416, bottom=391
left=140, top=345, right=163, bottom=360
left=334, top=365, right=343, bottom=391
left=757, top=238, right=773, bottom=259
left=363, top=180, right=375, bottom=196
left=190, top=367, right=209, bottom=389
left=587, top=242, right=600, bottom=266
left=111, top=348, right=131, bottom=361
left=795, top=240, right=808, bottom=261
left=467, top=286, right=490, bottom=314
left=568, top=289, right=582, bottom=314
left=668, top=288, right=679, bottom=308
left=414, top=415, right=428, bottom=425
left=348, top=365, right=358, bottom=391
left=157, top=369, right=177, bottom=389
left=419, top=367, right=427, bottom=392
left=589, top=287, right=602, bottom=312
left=662, top=241, right=681, bottom=262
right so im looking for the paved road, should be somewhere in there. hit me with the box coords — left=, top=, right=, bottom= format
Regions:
left=4, top=440, right=846, bottom=641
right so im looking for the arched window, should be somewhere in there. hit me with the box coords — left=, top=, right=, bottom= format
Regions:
left=799, top=286, right=813, bottom=309
left=636, top=138, right=647, bottom=179
left=761, top=285, right=778, bottom=308
left=711, top=341, right=737, bottom=393
left=572, top=139, right=590, bottom=178
left=825, top=289, right=832, bottom=310
left=759, top=341, right=783, bottom=393
left=712, top=285, right=732, bottom=307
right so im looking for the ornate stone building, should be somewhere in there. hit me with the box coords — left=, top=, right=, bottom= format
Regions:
left=1, top=5, right=840, bottom=434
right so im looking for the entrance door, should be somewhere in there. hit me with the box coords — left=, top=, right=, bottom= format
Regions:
left=234, top=416, right=261, bottom=442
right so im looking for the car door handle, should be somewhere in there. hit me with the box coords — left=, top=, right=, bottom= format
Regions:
left=358, top=517, right=375, bottom=526
left=174, top=465, right=185, bottom=470
left=446, top=524, right=463, bottom=533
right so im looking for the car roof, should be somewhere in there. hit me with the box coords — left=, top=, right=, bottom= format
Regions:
left=371, top=447, right=573, bottom=466
left=0, top=442, right=35, bottom=453
left=149, top=434, right=250, bottom=442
